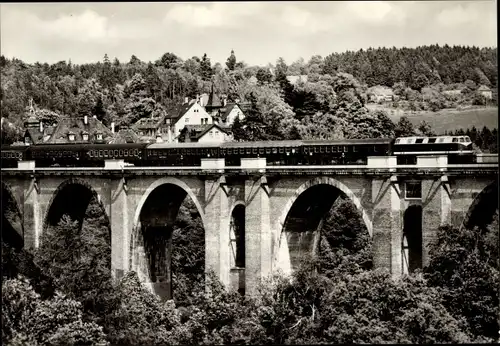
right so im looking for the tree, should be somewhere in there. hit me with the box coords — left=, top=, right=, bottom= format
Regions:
left=424, top=213, right=499, bottom=340
left=395, top=116, right=416, bottom=137
left=226, top=50, right=237, bottom=71
left=256, top=68, right=273, bottom=85
left=200, top=53, right=212, bottom=81
left=417, top=120, right=435, bottom=136
left=155, top=52, right=180, bottom=70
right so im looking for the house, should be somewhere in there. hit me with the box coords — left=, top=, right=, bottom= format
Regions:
left=23, top=115, right=56, bottom=145
left=367, top=86, right=394, bottom=103
left=172, top=97, right=213, bottom=137
left=45, top=115, right=113, bottom=144
left=179, top=123, right=232, bottom=144
left=218, top=103, right=245, bottom=126
left=286, top=75, right=308, bottom=85
left=109, top=126, right=141, bottom=144
left=477, top=85, right=492, bottom=100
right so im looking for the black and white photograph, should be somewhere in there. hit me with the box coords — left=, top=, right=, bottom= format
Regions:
left=1, top=1, right=498, bottom=344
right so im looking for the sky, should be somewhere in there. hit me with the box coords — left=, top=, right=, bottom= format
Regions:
left=0, top=1, right=497, bottom=66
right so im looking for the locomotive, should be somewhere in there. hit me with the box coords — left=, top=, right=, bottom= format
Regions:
left=1, top=135, right=475, bottom=169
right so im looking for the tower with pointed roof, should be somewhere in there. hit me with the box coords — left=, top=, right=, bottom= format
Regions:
left=204, top=83, right=224, bottom=120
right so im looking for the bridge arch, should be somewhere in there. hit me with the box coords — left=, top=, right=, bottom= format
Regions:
left=275, top=177, right=372, bottom=275
left=130, top=177, right=206, bottom=301
left=462, top=180, right=498, bottom=230
left=43, top=178, right=109, bottom=235
left=1, top=181, right=24, bottom=249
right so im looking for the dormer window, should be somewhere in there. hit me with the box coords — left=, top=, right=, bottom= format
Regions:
left=68, top=133, right=75, bottom=141
left=82, top=133, right=89, bottom=141
left=96, top=133, right=103, bottom=141
left=166, top=118, right=171, bottom=125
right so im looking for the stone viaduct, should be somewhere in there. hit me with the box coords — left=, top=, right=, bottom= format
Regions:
left=1, top=155, right=498, bottom=298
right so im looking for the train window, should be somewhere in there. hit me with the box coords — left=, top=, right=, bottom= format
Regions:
left=304, top=147, right=309, bottom=153
left=119, top=150, right=124, bottom=156
left=133, top=149, right=139, bottom=156
left=124, top=150, right=129, bottom=157
left=332, top=146, right=337, bottom=153
left=343, top=146, right=348, bottom=152
left=352, top=146, right=358, bottom=152
left=265, top=148, right=270, bottom=154
left=320, top=146, right=325, bottom=153
left=395, top=139, right=401, bottom=144
left=428, top=138, right=437, bottom=143
left=228, top=149, right=232, bottom=155
left=259, top=148, right=264, bottom=154
left=325, top=147, right=330, bottom=153
left=239, top=148, right=244, bottom=154
left=246, top=148, right=251, bottom=155
left=273, top=148, right=277, bottom=154
left=459, top=137, right=465, bottom=143
left=279, top=148, right=284, bottom=154
left=438, top=138, right=445, bottom=143
left=405, top=182, right=422, bottom=199
left=314, top=147, right=318, bottom=153
left=373, top=146, right=378, bottom=153
left=415, top=138, right=424, bottom=144
left=114, top=150, right=119, bottom=157
left=252, top=148, right=257, bottom=154
left=465, top=137, right=471, bottom=143
left=104, top=150, right=109, bottom=157
left=452, top=138, right=458, bottom=143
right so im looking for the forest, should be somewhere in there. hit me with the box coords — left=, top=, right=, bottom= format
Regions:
left=1, top=44, right=498, bottom=146
left=1, top=44, right=499, bottom=344
left=2, top=191, right=498, bottom=344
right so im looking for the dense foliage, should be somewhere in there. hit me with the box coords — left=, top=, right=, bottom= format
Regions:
left=2, top=189, right=498, bottom=344
left=2, top=45, right=496, bottom=145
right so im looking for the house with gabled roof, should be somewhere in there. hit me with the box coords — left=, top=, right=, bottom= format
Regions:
left=23, top=115, right=56, bottom=145
left=46, top=115, right=113, bottom=144
left=179, top=123, right=232, bottom=143
left=477, top=85, right=492, bottom=100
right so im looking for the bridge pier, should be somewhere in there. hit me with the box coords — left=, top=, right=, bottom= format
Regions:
left=371, top=176, right=403, bottom=277
left=245, top=175, right=271, bottom=296
left=109, top=178, right=130, bottom=280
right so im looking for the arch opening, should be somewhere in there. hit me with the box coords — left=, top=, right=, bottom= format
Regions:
left=402, top=205, right=423, bottom=274
left=133, top=182, right=205, bottom=302
left=230, top=204, right=245, bottom=295
left=463, top=182, right=498, bottom=231
left=45, top=183, right=95, bottom=231
left=1, top=184, right=24, bottom=250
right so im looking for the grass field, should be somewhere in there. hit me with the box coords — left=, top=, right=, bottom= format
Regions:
left=367, top=105, right=498, bottom=134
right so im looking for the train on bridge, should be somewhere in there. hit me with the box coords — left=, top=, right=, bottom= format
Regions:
left=1, top=135, right=476, bottom=168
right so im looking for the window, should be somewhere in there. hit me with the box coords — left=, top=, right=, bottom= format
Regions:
left=185, top=118, right=189, bottom=124
left=415, top=138, right=424, bottom=143
left=395, top=139, right=401, bottom=144
left=96, top=133, right=103, bottom=140
left=82, top=133, right=89, bottom=141
left=438, top=138, right=445, bottom=143
left=428, top=138, right=436, bottom=143
left=465, top=137, right=471, bottom=143
left=405, top=182, right=422, bottom=199
left=165, top=119, right=171, bottom=124
left=215, top=131, right=219, bottom=137
left=210, top=130, right=214, bottom=137
left=68, top=134, right=75, bottom=141
left=452, top=138, right=458, bottom=143
left=459, top=137, right=465, bottom=143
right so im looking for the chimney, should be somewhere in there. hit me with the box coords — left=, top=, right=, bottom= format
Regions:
left=93, top=115, right=97, bottom=119
left=111, top=122, right=115, bottom=133
left=184, top=96, right=189, bottom=104
left=84, top=115, right=88, bottom=125
left=223, top=98, right=227, bottom=107
left=168, top=126, right=172, bottom=143
left=39, top=121, right=43, bottom=133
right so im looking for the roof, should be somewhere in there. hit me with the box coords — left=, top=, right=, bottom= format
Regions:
left=477, top=85, right=491, bottom=91
left=220, top=103, right=240, bottom=121
left=182, top=124, right=229, bottom=141
left=46, top=117, right=113, bottom=144
left=109, top=128, right=140, bottom=144
left=286, top=75, right=308, bottom=85
left=24, top=125, right=55, bottom=144
left=205, top=85, right=223, bottom=110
